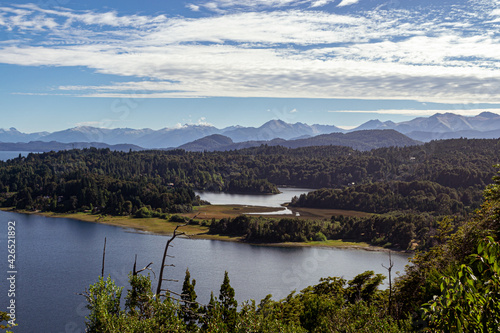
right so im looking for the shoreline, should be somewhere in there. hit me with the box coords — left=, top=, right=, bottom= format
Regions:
left=1, top=207, right=410, bottom=254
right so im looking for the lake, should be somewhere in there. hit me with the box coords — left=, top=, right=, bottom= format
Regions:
left=195, top=187, right=311, bottom=207
left=195, top=187, right=312, bottom=215
left=0, top=151, right=35, bottom=161
left=0, top=210, right=411, bottom=332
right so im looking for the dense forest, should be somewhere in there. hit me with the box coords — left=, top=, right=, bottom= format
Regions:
left=2, top=169, right=494, bottom=332
left=0, top=138, right=498, bottom=215
left=208, top=212, right=437, bottom=250
left=290, top=180, right=474, bottom=215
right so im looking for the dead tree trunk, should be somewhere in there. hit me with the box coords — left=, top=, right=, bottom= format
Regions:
left=133, top=254, right=155, bottom=277
left=382, top=251, right=394, bottom=316
left=101, top=237, right=107, bottom=277
left=155, top=224, right=186, bottom=297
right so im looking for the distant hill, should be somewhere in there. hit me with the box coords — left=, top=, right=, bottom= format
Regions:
left=352, top=112, right=500, bottom=141
left=136, top=125, right=221, bottom=148
left=222, top=119, right=343, bottom=142
left=177, top=134, right=235, bottom=151
left=0, top=141, right=143, bottom=152
left=178, top=129, right=421, bottom=152
left=406, top=129, right=500, bottom=141
left=39, top=126, right=157, bottom=145
left=0, top=127, right=48, bottom=142
left=353, top=119, right=395, bottom=131
left=2, top=112, right=500, bottom=147
left=282, top=129, right=420, bottom=150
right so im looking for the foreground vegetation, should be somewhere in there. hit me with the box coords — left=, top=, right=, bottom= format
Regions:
left=83, top=270, right=410, bottom=333
left=80, top=167, right=500, bottom=332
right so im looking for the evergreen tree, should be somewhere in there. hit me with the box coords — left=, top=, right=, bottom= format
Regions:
left=219, top=271, right=238, bottom=332
left=202, top=291, right=224, bottom=331
left=181, top=269, right=199, bottom=330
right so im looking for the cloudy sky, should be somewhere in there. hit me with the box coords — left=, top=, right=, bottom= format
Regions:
left=1, top=0, right=500, bottom=132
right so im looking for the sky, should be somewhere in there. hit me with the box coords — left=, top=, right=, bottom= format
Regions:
left=1, top=0, right=500, bottom=132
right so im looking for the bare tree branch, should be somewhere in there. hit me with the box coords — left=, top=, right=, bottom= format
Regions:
left=156, top=223, right=188, bottom=296
left=382, top=251, right=394, bottom=316
left=132, top=254, right=156, bottom=278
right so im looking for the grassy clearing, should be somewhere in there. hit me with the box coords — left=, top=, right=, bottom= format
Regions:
left=292, top=207, right=372, bottom=219
left=181, top=205, right=372, bottom=221
left=181, top=205, right=279, bottom=220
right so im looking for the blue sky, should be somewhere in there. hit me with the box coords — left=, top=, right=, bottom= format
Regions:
left=1, top=0, right=500, bottom=132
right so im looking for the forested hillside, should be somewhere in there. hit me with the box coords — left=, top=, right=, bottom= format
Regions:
left=0, top=138, right=498, bottom=219
left=208, top=212, right=436, bottom=250
left=290, top=180, right=474, bottom=215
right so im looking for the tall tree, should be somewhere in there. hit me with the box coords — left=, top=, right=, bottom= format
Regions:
left=181, top=269, right=199, bottom=330
left=219, top=271, right=238, bottom=332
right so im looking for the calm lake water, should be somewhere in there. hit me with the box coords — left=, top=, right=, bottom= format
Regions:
left=0, top=210, right=411, bottom=332
left=196, top=188, right=313, bottom=215
left=196, top=187, right=311, bottom=207
left=0, top=151, right=35, bottom=161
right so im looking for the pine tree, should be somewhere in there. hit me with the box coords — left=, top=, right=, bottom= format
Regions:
left=219, top=271, right=237, bottom=331
left=181, top=269, right=198, bottom=330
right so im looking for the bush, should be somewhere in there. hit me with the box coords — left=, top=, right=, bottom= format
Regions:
left=134, top=207, right=152, bottom=218
left=169, top=215, right=186, bottom=223
left=314, top=231, right=328, bottom=242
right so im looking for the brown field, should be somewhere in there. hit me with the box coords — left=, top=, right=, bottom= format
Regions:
left=180, top=205, right=372, bottom=221
left=181, top=205, right=279, bottom=220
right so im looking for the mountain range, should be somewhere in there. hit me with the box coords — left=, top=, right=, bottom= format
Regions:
left=177, top=130, right=420, bottom=152
left=1, top=112, right=499, bottom=150
left=360, top=112, right=500, bottom=140
left=0, top=120, right=344, bottom=148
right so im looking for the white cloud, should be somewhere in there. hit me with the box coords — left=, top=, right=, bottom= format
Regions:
left=196, top=117, right=213, bottom=126
left=194, top=0, right=342, bottom=11
left=0, top=6, right=59, bottom=31
left=337, top=0, right=359, bottom=7
left=12, top=4, right=166, bottom=28
left=1, top=2, right=500, bottom=104
left=330, top=109, right=500, bottom=117
left=74, top=120, right=121, bottom=127
left=336, top=125, right=357, bottom=130
left=311, top=0, right=335, bottom=7
left=187, top=4, right=201, bottom=11
left=201, top=0, right=301, bottom=10
left=491, top=8, right=500, bottom=16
